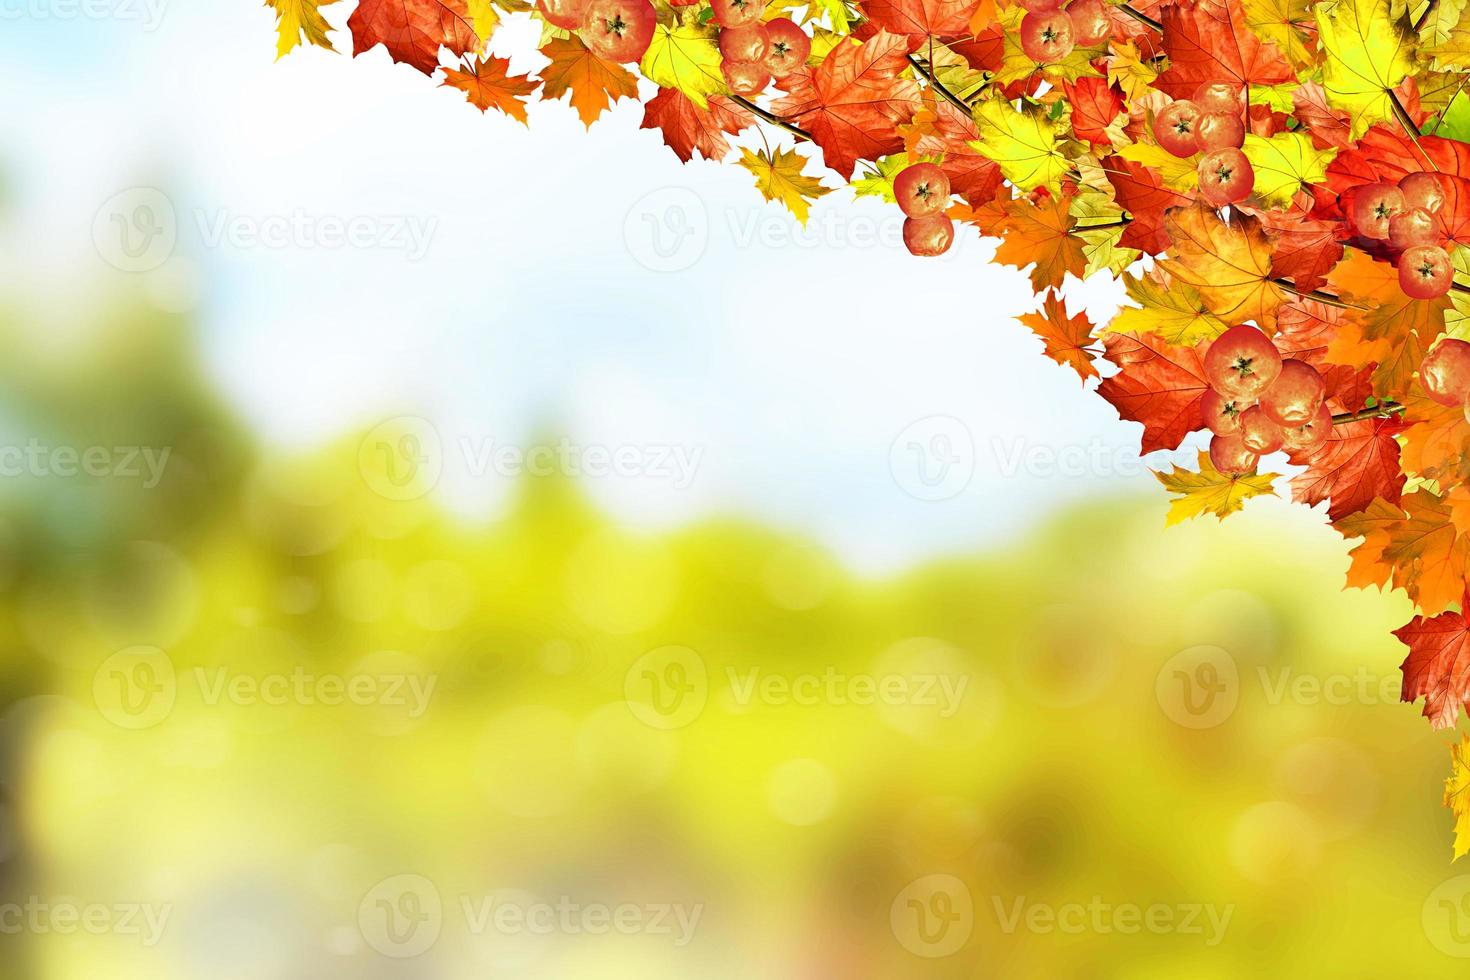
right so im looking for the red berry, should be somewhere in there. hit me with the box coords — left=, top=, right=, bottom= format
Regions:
left=1066, top=0, right=1110, bottom=45
left=894, top=163, right=951, bottom=219
left=711, top=0, right=763, bottom=28
left=903, top=215, right=954, bottom=257
left=1197, top=147, right=1254, bottom=206
left=762, top=17, right=810, bottom=76
left=538, top=0, right=589, bottom=29
left=1399, top=244, right=1454, bottom=299
left=1258, top=359, right=1325, bottom=426
left=581, top=0, right=656, bottom=61
left=1209, top=432, right=1259, bottom=476
left=1201, top=389, right=1255, bottom=436
left=1019, top=10, right=1075, bottom=62
left=1350, top=182, right=1406, bottom=240
left=1195, top=112, right=1245, bottom=151
left=1239, top=405, right=1285, bottom=454
left=721, top=59, right=770, bottom=96
left=719, top=24, right=769, bottom=62
left=1388, top=207, right=1438, bottom=250
left=1281, top=402, right=1332, bottom=453
left=1153, top=100, right=1201, bottom=158
left=1420, top=338, right=1470, bottom=405
left=1400, top=172, right=1447, bottom=214
left=1193, top=80, right=1244, bottom=115
left=1206, top=324, right=1283, bottom=397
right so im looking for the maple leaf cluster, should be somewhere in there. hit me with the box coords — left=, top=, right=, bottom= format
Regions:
left=265, top=0, right=1470, bottom=854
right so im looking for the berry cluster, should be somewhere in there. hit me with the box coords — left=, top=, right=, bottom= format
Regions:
left=714, top=6, right=810, bottom=95
left=894, top=162, right=955, bottom=256
left=1017, top=0, right=1111, bottom=64
left=1347, top=173, right=1455, bottom=299
left=537, top=0, right=656, bottom=62
left=1201, top=325, right=1329, bottom=476
left=1150, top=81, right=1252, bottom=207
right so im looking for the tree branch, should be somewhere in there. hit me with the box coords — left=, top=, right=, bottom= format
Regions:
left=907, top=53, right=974, bottom=115
left=1119, top=3, right=1164, bottom=31
left=1331, top=402, right=1405, bottom=424
left=730, top=95, right=813, bottom=142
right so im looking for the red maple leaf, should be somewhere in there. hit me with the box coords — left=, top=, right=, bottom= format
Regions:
left=1097, top=332, right=1211, bottom=454
left=350, top=0, right=480, bottom=75
left=773, top=31, right=922, bottom=179
left=1064, top=78, right=1125, bottom=148
left=1396, top=595, right=1470, bottom=730
left=857, top=0, right=974, bottom=48
left=1101, top=154, right=1192, bottom=255
left=1249, top=206, right=1344, bottom=294
left=641, top=89, right=753, bottom=163
left=1154, top=0, right=1294, bottom=98
left=1289, top=414, right=1411, bottom=521
left=1291, top=82, right=1353, bottom=150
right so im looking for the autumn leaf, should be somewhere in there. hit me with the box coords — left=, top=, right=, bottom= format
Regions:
left=1101, top=153, right=1193, bottom=255
left=771, top=31, right=922, bottom=179
left=640, top=22, right=727, bottom=110
left=851, top=154, right=917, bottom=202
left=1155, top=0, right=1294, bottom=98
left=349, top=0, right=480, bottom=75
left=1107, top=39, right=1159, bottom=103
left=640, top=89, right=752, bottom=163
left=970, top=96, right=1070, bottom=193
left=1109, top=271, right=1230, bottom=346
left=1156, top=450, right=1278, bottom=525
left=1292, top=80, right=1354, bottom=149
left=1334, top=495, right=1404, bottom=591
left=266, top=0, right=338, bottom=58
left=1327, top=247, right=1450, bottom=345
left=1242, top=132, right=1337, bottom=208
left=1396, top=592, right=1470, bottom=730
left=1063, top=77, right=1126, bottom=148
left=1253, top=207, right=1344, bottom=293
left=858, top=0, right=973, bottom=47
left=1445, top=734, right=1470, bottom=859
left=538, top=36, right=639, bottom=127
left=1116, top=141, right=1200, bottom=193
left=442, top=55, right=541, bottom=122
left=1290, top=413, right=1410, bottom=521
left=1382, top=489, right=1470, bottom=616
left=1242, top=0, right=1315, bottom=69
left=899, top=99, right=1005, bottom=204
left=989, top=191, right=1088, bottom=291
left=1156, top=203, right=1284, bottom=330
left=1017, top=290, right=1098, bottom=380
left=1316, top=0, right=1417, bottom=138
left=738, top=146, right=832, bottom=225
left=1098, top=331, right=1213, bottom=454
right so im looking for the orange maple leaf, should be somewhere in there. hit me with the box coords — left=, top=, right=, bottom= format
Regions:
left=640, top=89, right=753, bottom=163
left=349, top=0, right=480, bottom=75
left=442, top=56, right=542, bottom=124
left=1396, top=594, right=1470, bottom=731
left=1018, top=290, right=1098, bottom=381
left=1383, top=490, right=1470, bottom=617
left=538, top=36, right=639, bottom=129
left=990, top=191, right=1088, bottom=291
left=1155, top=203, right=1284, bottom=330
left=1097, top=332, right=1212, bottom=454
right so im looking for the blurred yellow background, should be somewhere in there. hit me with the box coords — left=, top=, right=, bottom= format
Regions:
left=1, top=287, right=1469, bottom=977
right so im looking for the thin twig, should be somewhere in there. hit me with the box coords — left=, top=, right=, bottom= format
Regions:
left=729, top=95, right=812, bottom=141
left=1119, top=3, right=1163, bottom=31
left=907, top=53, right=974, bottom=115
left=1387, top=87, right=1439, bottom=172
left=1331, top=402, right=1405, bottom=424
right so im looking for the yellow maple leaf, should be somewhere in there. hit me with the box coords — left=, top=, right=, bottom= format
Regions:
left=1108, top=272, right=1230, bottom=345
left=1317, top=0, right=1417, bottom=138
left=538, top=36, right=640, bottom=128
left=640, top=22, right=727, bottom=110
left=1419, top=0, right=1470, bottom=65
left=1155, top=204, right=1284, bottom=330
left=1242, top=132, right=1338, bottom=208
left=466, top=0, right=499, bottom=43
left=1156, top=451, right=1278, bottom=525
left=738, top=147, right=831, bottom=226
left=993, top=6, right=1105, bottom=85
left=970, top=96, right=1071, bottom=193
left=1243, top=0, right=1316, bottom=69
left=1107, top=40, right=1158, bottom=103
left=1446, top=734, right=1470, bottom=859
left=852, top=154, right=938, bottom=203
left=265, top=0, right=338, bottom=59
left=1116, top=141, right=1200, bottom=193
